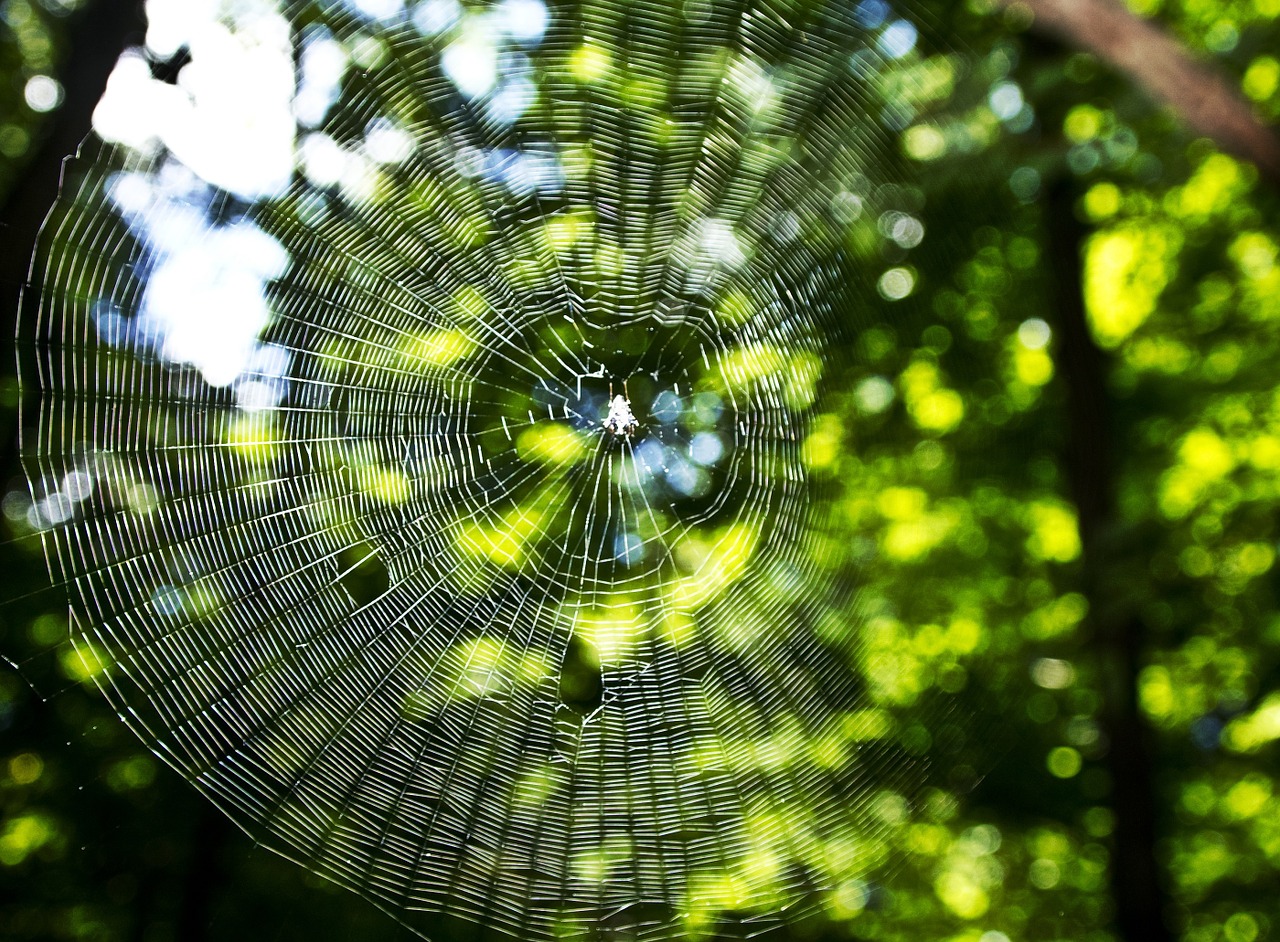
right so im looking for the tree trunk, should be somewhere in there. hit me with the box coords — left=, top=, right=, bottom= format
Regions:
left=1045, top=174, right=1173, bottom=942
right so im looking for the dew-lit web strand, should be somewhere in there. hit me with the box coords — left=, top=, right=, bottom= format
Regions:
left=242, top=221, right=611, bottom=554
left=581, top=1, right=849, bottom=522
left=578, top=7, right=723, bottom=347
left=642, top=3, right=854, bottom=318
left=47, top=422, right=448, bottom=721
left=25, top=359, right=411, bottom=647
left=277, top=211, right=573, bottom=401
left=269, top=183, right=576, bottom=403
left=404, top=528, right=587, bottom=924
left=27, top=185, right=563, bottom=494
left=265, top=593, right=512, bottom=901
left=366, top=31, right=592, bottom=364
left=272, top=263, right=567, bottom=451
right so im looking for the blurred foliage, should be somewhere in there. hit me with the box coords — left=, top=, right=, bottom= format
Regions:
left=4, top=0, right=1280, bottom=941
left=0, top=0, right=78, bottom=202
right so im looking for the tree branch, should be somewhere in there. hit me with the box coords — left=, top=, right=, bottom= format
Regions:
left=1000, top=0, right=1280, bottom=183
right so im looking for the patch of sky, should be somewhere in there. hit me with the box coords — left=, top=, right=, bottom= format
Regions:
left=831, top=192, right=864, bottom=225
left=103, top=169, right=292, bottom=406
left=495, top=0, right=548, bottom=45
left=37, top=491, right=75, bottom=526
left=650, top=391, right=683, bottom=425
left=140, top=221, right=289, bottom=389
left=441, top=1, right=546, bottom=98
left=853, top=0, right=889, bottom=29
left=92, top=301, right=133, bottom=348
left=476, top=148, right=564, bottom=196
left=627, top=434, right=716, bottom=501
left=95, top=2, right=294, bottom=200
left=301, top=133, right=347, bottom=188
left=364, top=117, right=415, bottom=164
left=666, top=455, right=709, bottom=498
left=636, top=436, right=666, bottom=470
left=696, top=219, right=748, bottom=269
left=877, top=266, right=915, bottom=300
left=988, top=81, right=1024, bottom=121
left=614, top=532, right=645, bottom=565
left=689, top=432, right=723, bottom=466
left=234, top=344, right=294, bottom=413
left=295, top=27, right=347, bottom=129
left=848, top=48, right=878, bottom=81
left=487, top=74, right=536, bottom=124
left=340, top=0, right=407, bottom=22
left=11, top=473, right=89, bottom=532
left=770, top=210, right=801, bottom=244
left=413, top=0, right=461, bottom=35
left=878, top=20, right=918, bottom=60
left=443, top=26, right=499, bottom=97
left=1009, top=166, right=1042, bottom=202
left=151, top=586, right=185, bottom=617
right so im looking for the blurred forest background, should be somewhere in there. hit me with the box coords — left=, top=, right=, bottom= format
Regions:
left=3, top=1, right=1280, bottom=941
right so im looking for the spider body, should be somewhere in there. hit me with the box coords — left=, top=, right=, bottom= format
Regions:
left=602, top=390, right=639, bottom=438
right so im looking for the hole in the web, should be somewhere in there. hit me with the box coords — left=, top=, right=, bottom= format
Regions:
left=336, top=544, right=390, bottom=606
left=557, top=636, right=603, bottom=714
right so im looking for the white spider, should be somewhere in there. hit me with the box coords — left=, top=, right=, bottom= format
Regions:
left=601, top=383, right=639, bottom=438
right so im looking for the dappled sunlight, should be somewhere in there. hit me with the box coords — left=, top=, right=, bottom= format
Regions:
left=5, top=0, right=1280, bottom=941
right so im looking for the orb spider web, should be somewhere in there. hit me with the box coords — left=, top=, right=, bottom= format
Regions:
left=21, top=0, right=949, bottom=937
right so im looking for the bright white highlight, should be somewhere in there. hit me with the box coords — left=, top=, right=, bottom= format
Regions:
left=989, top=81, right=1025, bottom=121
left=342, top=0, right=405, bottom=20
left=364, top=118, right=414, bottom=164
left=443, top=28, right=499, bottom=97
left=142, top=223, right=289, bottom=388
left=1018, top=318, right=1053, bottom=350
left=413, top=0, right=461, bottom=35
left=878, top=266, right=916, bottom=300
left=95, top=1, right=294, bottom=199
left=24, top=75, right=63, bottom=113
left=497, top=0, right=548, bottom=43
left=879, top=19, right=918, bottom=58
left=295, top=28, right=348, bottom=128
left=102, top=168, right=291, bottom=403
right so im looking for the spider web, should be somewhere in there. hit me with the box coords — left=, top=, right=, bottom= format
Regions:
left=22, top=0, right=945, bottom=937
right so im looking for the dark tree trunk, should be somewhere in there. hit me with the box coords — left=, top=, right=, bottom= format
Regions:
left=0, top=0, right=147, bottom=468
left=0, top=0, right=146, bottom=301
left=1045, top=174, right=1173, bottom=942
left=175, top=807, right=235, bottom=942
